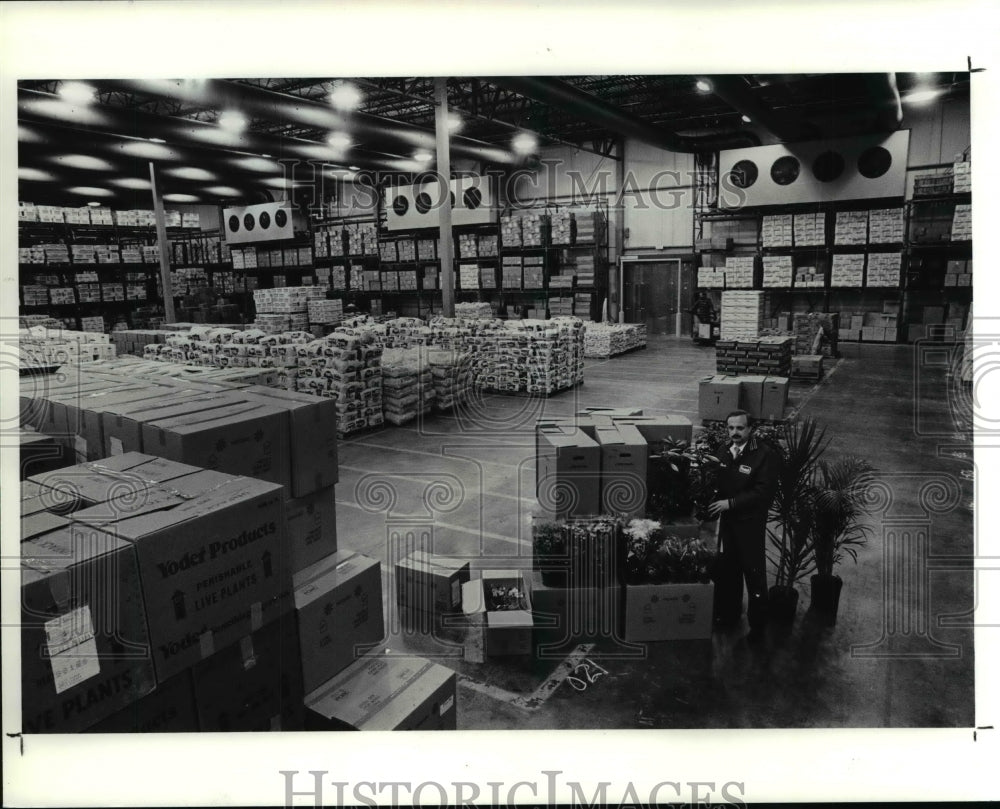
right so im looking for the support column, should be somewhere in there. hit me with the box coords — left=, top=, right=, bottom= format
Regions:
left=149, top=162, right=176, bottom=323
left=434, top=78, right=455, bottom=318
left=609, top=138, right=625, bottom=323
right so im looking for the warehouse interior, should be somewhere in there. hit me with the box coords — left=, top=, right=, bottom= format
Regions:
left=11, top=67, right=979, bottom=747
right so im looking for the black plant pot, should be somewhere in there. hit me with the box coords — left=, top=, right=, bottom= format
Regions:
left=539, top=567, right=569, bottom=588
left=767, top=585, right=799, bottom=624
left=809, top=574, right=843, bottom=625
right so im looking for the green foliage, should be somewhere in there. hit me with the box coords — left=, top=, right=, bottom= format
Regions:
left=485, top=584, right=528, bottom=611
left=810, top=456, right=876, bottom=577
left=648, top=437, right=724, bottom=522
left=623, top=519, right=716, bottom=585
left=531, top=520, right=566, bottom=558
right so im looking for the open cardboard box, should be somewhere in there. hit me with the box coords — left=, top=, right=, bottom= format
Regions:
left=462, top=571, right=534, bottom=658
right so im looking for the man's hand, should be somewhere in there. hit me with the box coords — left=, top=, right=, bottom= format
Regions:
left=708, top=499, right=730, bottom=517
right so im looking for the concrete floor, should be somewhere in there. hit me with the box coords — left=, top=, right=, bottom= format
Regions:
left=334, top=335, right=975, bottom=728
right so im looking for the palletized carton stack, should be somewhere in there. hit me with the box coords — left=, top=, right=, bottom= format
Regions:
left=793, top=212, right=826, bottom=246
left=831, top=253, right=865, bottom=287
left=944, top=259, right=973, bottom=288
left=715, top=336, right=793, bottom=377
left=952, top=203, right=972, bottom=241
left=307, top=298, right=343, bottom=327
left=761, top=214, right=793, bottom=247
left=866, top=252, right=902, bottom=287
left=21, top=453, right=296, bottom=733
left=427, top=348, right=473, bottom=411
left=550, top=210, right=573, bottom=245
left=381, top=347, right=435, bottom=426
left=724, top=255, right=755, bottom=288
left=720, top=290, right=765, bottom=340
left=762, top=255, right=793, bottom=288
left=698, top=267, right=726, bottom=288
left=500, top=212, right=522, bottom=247
left=834, top=210, right=868, bottom=245
left=520, top=212, right=549, bottom=247
left=953, top=160, right=971, bottom=194
left=522, top=256, right=545, bottom=288
left=502, top=255, right=523, bottom=288
left=582, top=323, right=647, bottom=357
left=868, top=207, right=905, bottom=243
left=793, top=312, right=839, bottom=356
left=698, top=374, right=789, bottom=422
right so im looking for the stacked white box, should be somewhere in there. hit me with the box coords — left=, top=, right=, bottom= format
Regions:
left=500, top=213, right=522, bottom=247
left=77, top=283, right=102, bottom=303
left=50, top=287, right=76, bottom=305
left=582, top=323, right=647, bottom=357
left=427, top=348, right=473, bottom=411
left=724, top=255, right=755, bottom=288
left=793, top=212, right=826, bottom=246
left=831, top=254, right=865, bottom=287
left=308, top=299, right=344, bottom=326
left=952, top=204, right=972, bottom=240
left=454, top=302, right=493, bottom=319
left=459, top=263, right=480, bottom=289
left=253, top=286, right=327, bottom=314
left=22, top=286, right=50, bottom=306
left=953, top=161, right=971, bottom=194
left=720, top=290, right=765, bottom=340
left=762, top=255, right=793, bottom=288
left=520, top=213, right=548, bottom=247
left=478, top=234, right=498, bottom=257
left=330, top=267, right=347, bottom=290
left=550, top=211, right=572, bottom=245
left=866, top=253, right=902, bottom=287
left=458, top=233, right=478, bottom=258
left=835, top=211, right=868, bottom=245
left=761, top=214, right=793, bottom=248
left=698, top=268, right=726, bottom=288
left=868, top=208, right=905, bottom=243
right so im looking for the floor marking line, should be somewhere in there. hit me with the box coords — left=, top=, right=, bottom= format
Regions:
left=337, top=465, right=538, bottom=506
left=340, top=439, right=528, bottom=470
left=334, top=500, right=528, bottom=547
left=510, top=643, right=596, bottom=711
left=458, top=676, right=532, bottom=709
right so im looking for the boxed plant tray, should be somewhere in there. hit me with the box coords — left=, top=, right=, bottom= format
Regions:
left=462, top=570, right=534, bottom=657
left=621, top=519, right=715, bottom=642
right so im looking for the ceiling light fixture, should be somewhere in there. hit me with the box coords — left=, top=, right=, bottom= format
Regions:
left=203, top=186, right=242, bottom=197
left=261, top=153, right=272, bottom=158
left=149, top=137, right=166, bottom=144
left=121, top=141, right=174, bottom=160
left=447, top=113, right=463, bottom=132
left=904, top=87, right=945, bottom=106
left=233, top=156, right=279, bottom=173
left=166, top=167, right=216, bottom=181
left=19, top=167, right=56, bottom=182
left=695, top=79, right=713, bottom=94
left=67, top=186, right=114, bottom=197
left=57, top=81, right=96, bottom=105
left=329, top=82, right=363, bottom=111
left=110, top=177, right=152, bottom=190
left=218, top=110, right=247, bottom=132
left=741, top=114, right=752, bottom=123
left=327, top=132, right=352, bottom=150
left=87, top=201, right=102, bottom=207
left=348, top=165, right=361, bottom=171
left=512, top=133, right=538, bottom=155
left=163, top=193, right=201, bottom=203
left=413, top=151, right=434, bottom=163
left=55, top=154, right=115, bottom=171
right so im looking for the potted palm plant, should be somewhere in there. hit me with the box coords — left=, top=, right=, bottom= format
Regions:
left=808, top=456, right=875, bottom=624
left=766, top=417, right=829, bottom=622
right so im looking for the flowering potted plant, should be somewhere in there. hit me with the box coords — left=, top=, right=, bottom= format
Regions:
left=647, top=437, right=723, bottom=523
left=621, top=518, right=717, bottom=641
left=531, top=520, right=569, bottom=587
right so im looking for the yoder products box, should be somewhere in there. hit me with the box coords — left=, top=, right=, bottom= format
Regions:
left=285, top=486, right=338, bottom=575
left=535, top=426, right=600, bottom=520
left=71, top=468, right=291, bottom=683
left=760, top=376, right=790, bottom=422
left=86, top=670, right=198, bottom=733
left=622, top=582, right=714, bottom=642
left=239, top=385, right=339, bottom=497
left=736, top=375, right=768, bottom=420
left=594, top=423, right=647, bottom=518
left=191, top=610, right=304, bottom=731
left=698, top=376, right=742, bottom=421
left=293, top=550, right=384, bottom=694
left=527, top=571, right=621, bottom=645
left=21, top=524, right=157, bottom=732
left=394, top=550, right=471, bottom=614
left=304, top=649, right=457, bottom=731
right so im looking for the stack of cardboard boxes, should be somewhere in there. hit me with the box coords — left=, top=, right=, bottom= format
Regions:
left=698, top=375, right=789, bottom=422
left=715, top=335, right=793, bottom=377
left=720, top=290, right=765, bottom=340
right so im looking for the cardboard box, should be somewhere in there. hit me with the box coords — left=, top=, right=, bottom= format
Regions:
left=907, top=324, right=927, bottom=342
left=617, top=415, right=694, bottom=450
left=395, top=550, right=470, bottom=614
left=19, top=430, right=65, bottom=479
left=462, top=571, right=534, bottom=656
left=304, top=650, right=457, bottom=731
left=293, top=550, right=384, bottom=693
left=922, top=306, right=946, bottom=325
left=192, top=611, right=304, bottom=731
left=72, top=470, right=290, bottom=683
left=622, top=582, right=714, bottom=642
left=527, top=572, right=621, bottom=644
left=21, top=524, right=157, bottom=732
left=535, top=427, right=601, bottom=520
left=142, top=400, right=289, bottom=490
left=76, top=384, right=181, bottom=462
left=239, top=385, right=339, bottom=497
left=698, top=375, right=742, bottom=422
left=285, top=486, right=338, bottom=575
left=101, top=392, right=232, bottom=456
left=760, top=377, right=790, bottom=422
left=736, top=374, right=768, bottom=420
left=595, top=423, right=647, bottom=518
left=86, top=670, right=199, bottom=733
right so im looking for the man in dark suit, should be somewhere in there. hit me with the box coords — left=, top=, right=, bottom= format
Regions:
left=708, top=409, right=780, bottom=642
